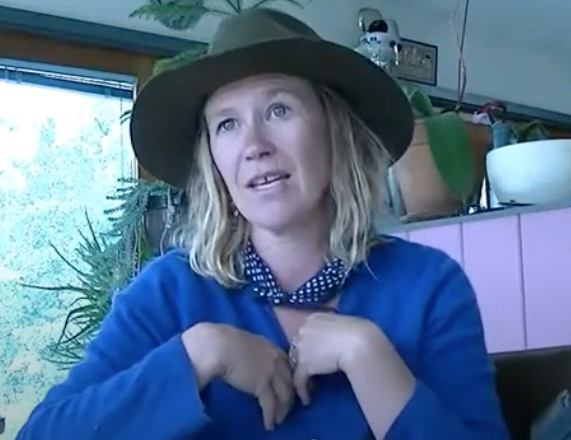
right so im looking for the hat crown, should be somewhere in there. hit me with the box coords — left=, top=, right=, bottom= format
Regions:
left=209, top=9, right=321, bottom=55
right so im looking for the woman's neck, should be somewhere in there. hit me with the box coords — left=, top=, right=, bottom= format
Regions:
left=250, top=221, right=329, bottom=292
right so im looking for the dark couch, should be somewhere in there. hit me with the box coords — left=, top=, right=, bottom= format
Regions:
left=493, top=346, right=571, bottom=440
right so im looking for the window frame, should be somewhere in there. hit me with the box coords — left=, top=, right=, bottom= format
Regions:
left=0, top=9, right=187, bottom=181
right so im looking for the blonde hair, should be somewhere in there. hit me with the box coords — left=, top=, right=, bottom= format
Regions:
left=173, top=85, right=392, bottom=288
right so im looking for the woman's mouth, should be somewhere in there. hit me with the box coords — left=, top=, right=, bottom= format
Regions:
left=247, top=171, right=291, bottom=189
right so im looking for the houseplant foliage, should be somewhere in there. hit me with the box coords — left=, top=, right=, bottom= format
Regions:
left=130, top=0, right=312, bottom=31
left=510, top=120, right=548, bottom=144
left=404, top=84, right=474, bottom=202
left=482, top=101, right=548, bottom=149
left=27, top=178, right=174, bottom=367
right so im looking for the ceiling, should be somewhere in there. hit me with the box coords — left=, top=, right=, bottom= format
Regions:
left=0, top=0, right=569, bottom=55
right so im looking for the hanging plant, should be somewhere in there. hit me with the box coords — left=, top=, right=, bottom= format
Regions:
left=130, top=0, right=312, bottom=32
left=153, top=43, right=208, bottom=75
left=27, top=178, right=175, bottom=368
left=130, top=0, right=230, bottom=30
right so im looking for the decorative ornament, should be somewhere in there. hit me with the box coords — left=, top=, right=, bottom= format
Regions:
left=354, top=7, right=403, bottom=76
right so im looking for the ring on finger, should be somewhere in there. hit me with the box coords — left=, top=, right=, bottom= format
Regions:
left=288, top=338, right=299, bottom=366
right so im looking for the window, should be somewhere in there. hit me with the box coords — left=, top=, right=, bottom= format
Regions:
left=0, top=29, right=153, bottom=439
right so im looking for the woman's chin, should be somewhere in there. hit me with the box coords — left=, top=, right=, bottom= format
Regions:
left=247, top=210, right=307, bottom=235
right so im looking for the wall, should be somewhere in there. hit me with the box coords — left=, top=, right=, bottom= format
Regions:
left=0, top=0, right=569, bottom=113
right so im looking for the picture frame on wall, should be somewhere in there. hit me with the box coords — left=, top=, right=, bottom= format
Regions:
left=394, top=38, right=438, bottom=87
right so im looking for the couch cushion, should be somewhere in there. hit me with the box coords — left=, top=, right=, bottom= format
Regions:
left=493, top=347, right=571, bottom=440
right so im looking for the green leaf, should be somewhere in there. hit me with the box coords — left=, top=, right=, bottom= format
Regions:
left=249, top=0, right=311, bottom=9
left=129, top=2, right=214, bottom=30
left=406, top=87, right=436, bottom=118
left=120, top=110, right=132, bottom=124
left=514, top=120, right=548, bottom=142
left=153, top=45, right=208, bottom=76
left=223, top=0, right=241, bottom=12
left=423, top=112, right=474, bottom=200
left=130, top=3, right=198, bottom=19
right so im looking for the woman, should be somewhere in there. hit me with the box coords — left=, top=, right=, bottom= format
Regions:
left=17, top=9, right=509, bottom=440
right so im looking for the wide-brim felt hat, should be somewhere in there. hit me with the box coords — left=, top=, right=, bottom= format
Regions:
left=130, top=8, right=414, bottom=188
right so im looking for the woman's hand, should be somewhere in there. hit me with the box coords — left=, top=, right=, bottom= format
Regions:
left=290, top=313, right=386, bottom=404
left=182, top=323, right=294, bottom=431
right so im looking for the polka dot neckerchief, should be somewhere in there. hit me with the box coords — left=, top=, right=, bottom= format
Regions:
left=243, top=241, right=347, bottom=307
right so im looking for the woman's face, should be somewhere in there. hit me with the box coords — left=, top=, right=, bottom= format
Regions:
left=204, top=74, right=332, bottom=234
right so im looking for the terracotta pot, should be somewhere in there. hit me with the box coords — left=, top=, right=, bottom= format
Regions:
left=390, top=119, right=490, bottom=221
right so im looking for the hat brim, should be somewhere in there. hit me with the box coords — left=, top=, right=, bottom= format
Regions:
left=130, top=38, right=414, bottom=187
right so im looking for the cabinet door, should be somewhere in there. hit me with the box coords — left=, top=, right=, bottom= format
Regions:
left=462, top=217, right=526, bottom=353
left=521, top=208, right=571, bottom=349
left=408, top=224, right=463, bottom=265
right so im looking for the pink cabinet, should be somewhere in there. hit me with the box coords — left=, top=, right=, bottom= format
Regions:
left=462, top=217, right=526, bottom=353
left=398, top=207, right=571, bottom=353
left=520, top=208, right=571, bottom=349
left=405, top=219, right=526, bottom=353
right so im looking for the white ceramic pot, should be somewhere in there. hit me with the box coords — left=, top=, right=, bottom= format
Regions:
left=486, top=139, right=571, bottom=205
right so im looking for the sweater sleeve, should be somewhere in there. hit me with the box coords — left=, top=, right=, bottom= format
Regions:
left=386, top=256, right=510, bottom=440
left=16, top=254, right=211, bottom=440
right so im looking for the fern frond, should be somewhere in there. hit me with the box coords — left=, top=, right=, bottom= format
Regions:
left=153, top=45, right=208, bottom=75
left=130, top=2, right=230, bottom=30
left=249, top=0, right=310, bottom=9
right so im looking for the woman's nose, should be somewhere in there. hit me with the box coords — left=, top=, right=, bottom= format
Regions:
left=243, top=123, right=275, bottom=160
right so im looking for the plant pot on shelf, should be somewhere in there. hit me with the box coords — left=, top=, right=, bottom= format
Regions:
left=387, top=86, right=490, bottom=222
left=487, top=139, right=571, bottom=205
left=390, top=119, right=489, bottom=221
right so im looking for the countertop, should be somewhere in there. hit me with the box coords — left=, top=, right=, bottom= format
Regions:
left=378, top=199, right=571, bottom=234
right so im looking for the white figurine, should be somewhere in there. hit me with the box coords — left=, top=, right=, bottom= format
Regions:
left=354, top=7, right=402, bottom=75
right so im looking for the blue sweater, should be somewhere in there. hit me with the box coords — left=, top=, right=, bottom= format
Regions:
left=17, top=237, right=509, bottom=440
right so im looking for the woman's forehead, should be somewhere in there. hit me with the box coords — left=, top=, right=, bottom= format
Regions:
left=204, top=74, right=315, bottom=115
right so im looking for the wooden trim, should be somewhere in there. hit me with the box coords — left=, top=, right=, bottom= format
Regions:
left=0, top=5, right=189, bottom=58
left=0, top=28, right=156, bottom=79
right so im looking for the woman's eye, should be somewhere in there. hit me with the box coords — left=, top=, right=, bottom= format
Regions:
left=270, top=104, right=289, bottom=118
left=217, top=118, right=236, bottom=133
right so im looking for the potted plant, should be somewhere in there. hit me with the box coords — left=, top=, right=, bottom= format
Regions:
left=388, top=85, right=489, bottom=222
left=352, top=12, right=487, bottom=222
left=25, top=177, right=181, bottom=367
left=478, top=103, right=571, bottom=207
left=478, top=101, right=548, bottom=152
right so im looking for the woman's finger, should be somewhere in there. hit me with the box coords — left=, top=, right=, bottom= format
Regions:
left=275, top=352, right=294, bottom=386
left=293, top=365, right=311, bottom=406
left=257, top=382, right=278, bottom=431
left=271, top=372, right=294, bottom=424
